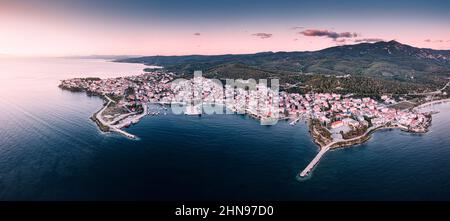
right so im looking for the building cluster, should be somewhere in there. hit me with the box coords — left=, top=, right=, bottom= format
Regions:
left=280, top=92, right=428, bottom=131
left=60, top=72, right=175, bottom=105
left=225, top=80, right=281, bottom=119
left=61, top=71, right=429, bottom=133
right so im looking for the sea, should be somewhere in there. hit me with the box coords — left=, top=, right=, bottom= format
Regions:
left=1, top=57, right=450, bottom=200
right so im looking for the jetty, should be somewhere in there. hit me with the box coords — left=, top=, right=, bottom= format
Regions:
left=299, top=144, right=331, bottom=177
left=299, top=125, right=379, bottom=177
left=110, top=128, right=136, bottom=139
left=289, top=117, right=301, bottom=126
left=112, top=104, right=147, bottom=129
left=109, top=103, right=147, bottom=139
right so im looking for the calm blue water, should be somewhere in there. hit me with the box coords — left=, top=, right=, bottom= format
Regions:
left=1, top=58, right=450, bottom=200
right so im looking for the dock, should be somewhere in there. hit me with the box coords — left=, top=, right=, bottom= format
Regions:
left=109, top=103, right=147, bottom=139
left=289, top=117, right=300, bottom=126
left=299, top=145, right=331, bottom=177
left=185, top=104, right=202, bottom=115
left=299, top=125, right=380, bottom=178
left=110, top=128, right=136, bottom=139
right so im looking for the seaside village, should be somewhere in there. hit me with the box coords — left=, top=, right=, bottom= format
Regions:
left=60, top=71, right=431, bottom=140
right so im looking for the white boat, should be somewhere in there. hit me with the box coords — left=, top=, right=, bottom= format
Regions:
left=260, top=117, right=278, bottom=126
left=185, top=104, right=202, bottom=116
left=289, top=118, right=300, bottom=126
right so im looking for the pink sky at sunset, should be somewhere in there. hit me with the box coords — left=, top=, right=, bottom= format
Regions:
left=1, top=0, right=449, bottom=57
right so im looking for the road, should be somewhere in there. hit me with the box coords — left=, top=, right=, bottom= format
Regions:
left=407, top=80, right=450, bottom=96
left=94, top=95, right=146, bottom=139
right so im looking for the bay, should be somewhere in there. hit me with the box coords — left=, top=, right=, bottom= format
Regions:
left=1, top=58, right=450, bottom=200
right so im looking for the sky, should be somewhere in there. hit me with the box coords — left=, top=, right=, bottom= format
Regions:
left=1, top=0, right=450, bottom=56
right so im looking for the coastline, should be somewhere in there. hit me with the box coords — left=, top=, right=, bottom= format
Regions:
left=89, top=96, right=114, bottom=132
left=413, top=98, right=450, bottom=111
left=91, top=95, right=139, bottom=139
left=62, top=86, right=142, bottom=139
left=59, top=75, right=445, bottom=178
left=90, top=111, right=110, bottom=132
left=299, top=97, right=450, bottom=178
left=300, top=117, right=431, bottom=178
left=300, top=125, right=399, bottom=178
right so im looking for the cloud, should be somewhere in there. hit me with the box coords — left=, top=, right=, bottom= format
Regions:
left=291, top=26, right=305, bottom=30
left=425, top=39, right=446, bottom=43
left=193, top=32, right=201, bottom=36
left=338, top=32, right=358, bottom=38
left=354, top=38, right=384, bottom=43
left=252, top=33, right=273, bottom=39
left=300, top=29, right=358, bottom=40
left=334, top=39, right=348, bottom=45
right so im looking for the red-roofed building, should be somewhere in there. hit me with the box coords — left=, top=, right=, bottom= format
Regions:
left=331, top=121, right=344, bottom=129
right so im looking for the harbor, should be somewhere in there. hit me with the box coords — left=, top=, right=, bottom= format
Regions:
left=92, top=95, right=149, bottom=139
left=299, top=124, right=416, bottom=178
left=60, top=71, right=438, bottom=178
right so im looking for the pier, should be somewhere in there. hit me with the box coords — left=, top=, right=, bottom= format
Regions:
left=299, top=126, right=380, bottom=178
left=109, top=103, right=147, bottom=139
left=289, top=117, right=301, bottom=126
left=110, top=128, right=136, bottom=139
left=299, top=145, right=331, bottom=177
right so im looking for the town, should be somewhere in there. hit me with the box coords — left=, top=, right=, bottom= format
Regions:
left=60, top=70, right=435, bottom=177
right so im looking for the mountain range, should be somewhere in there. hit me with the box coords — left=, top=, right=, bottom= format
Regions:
left=116, top=41, right=450, bottom=96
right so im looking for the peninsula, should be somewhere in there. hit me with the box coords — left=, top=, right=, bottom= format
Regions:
left=60, top=70, right=447, bottom=177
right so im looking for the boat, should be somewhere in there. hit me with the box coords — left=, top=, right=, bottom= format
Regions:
left=289, top=118, right=300, bottom=126
left=185, top=104, right=202, bottom=116
left=260, top=116, right=278, bottom=126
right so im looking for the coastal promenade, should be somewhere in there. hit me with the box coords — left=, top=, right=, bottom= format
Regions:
left=108, top=103, right=148, bottom=139
left=95, top=97, right=113, bottom=127
left=112, top=104, right=148, bottom=129
left=413, top=98, right=450, bottom=110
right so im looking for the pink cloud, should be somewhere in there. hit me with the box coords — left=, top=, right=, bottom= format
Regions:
left=425, top=39, right=446, bottom=43
left=300, top=29, right=358, bottom=40
left=354, top=38, right=384, bottom=43
left=252, top=33, right=273, bottom=39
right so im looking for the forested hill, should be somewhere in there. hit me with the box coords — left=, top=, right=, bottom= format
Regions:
left=116, top=41, right=450, bottom=95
